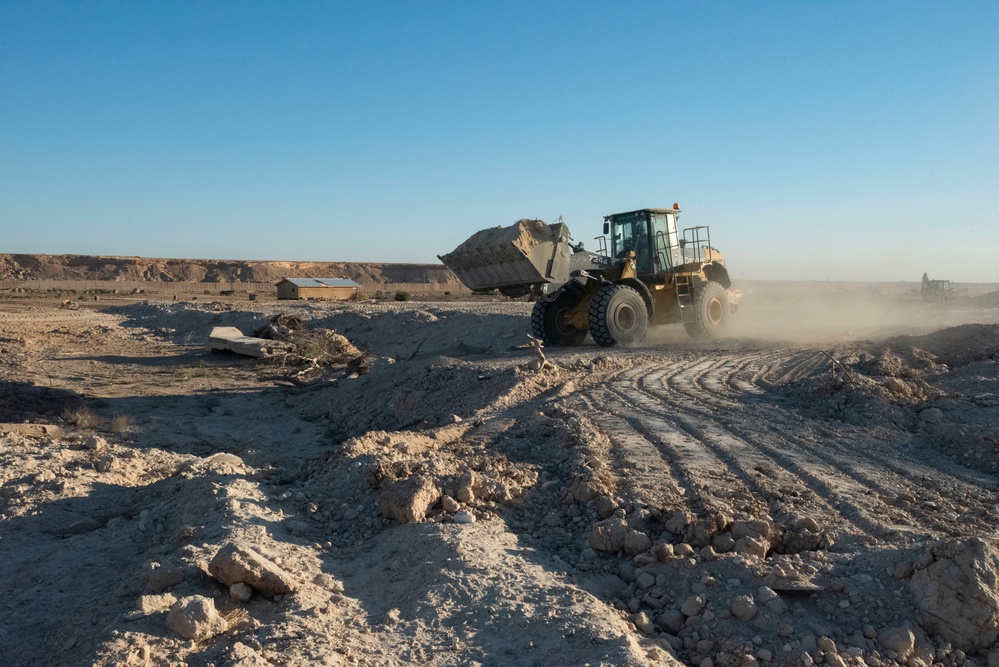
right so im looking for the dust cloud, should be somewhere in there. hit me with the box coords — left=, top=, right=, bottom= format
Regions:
left=731, top=287, right=999, bottom=344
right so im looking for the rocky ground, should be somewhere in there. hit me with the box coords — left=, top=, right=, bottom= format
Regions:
left=2, top=289, right=999, bottom=667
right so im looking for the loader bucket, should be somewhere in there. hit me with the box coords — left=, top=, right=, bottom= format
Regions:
left=439, top=219, right=574, bottom=292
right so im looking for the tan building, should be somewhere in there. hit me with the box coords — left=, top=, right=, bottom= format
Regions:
left=276, top=278, right=360, bottom=300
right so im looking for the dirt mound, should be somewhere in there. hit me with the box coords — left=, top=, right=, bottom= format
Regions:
left=881, top=323, right=999, bottom=366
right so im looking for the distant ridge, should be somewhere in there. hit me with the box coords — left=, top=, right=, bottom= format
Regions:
left=0, top=253, right=458, bottom=284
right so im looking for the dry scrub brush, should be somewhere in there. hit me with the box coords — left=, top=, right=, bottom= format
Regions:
left=64, top=407, right=135, bottom=434
left=273, top=328, right=367, bottom=381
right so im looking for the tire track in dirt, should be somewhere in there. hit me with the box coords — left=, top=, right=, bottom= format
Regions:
left=571, top=348, right=999, bottom=551
left=728, top=352, right=999, bottom=533
left=570, top=392, right=689, bottom=512
left=630, top=349, right=999, bottom=540
left=571, top=360, right=867, bottom=547
left=750, top=348, right=830, bottom=387
left=643, top=355, right=935, bottom=537
left=603, top=369, right=881, bottom=542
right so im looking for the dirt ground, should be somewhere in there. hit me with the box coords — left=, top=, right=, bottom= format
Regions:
left=3, top=289, right=999, bottom=667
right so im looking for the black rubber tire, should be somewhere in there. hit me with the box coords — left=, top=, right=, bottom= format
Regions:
left=588, top=284, right=648, bottom=348
left=530, top=300, right=548, bottom=341
left=531, top=290, right=587, bottom=346
left=683, top=281, right=731, bottom=340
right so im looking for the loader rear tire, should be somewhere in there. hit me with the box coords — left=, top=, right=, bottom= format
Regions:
left=684, top=281, right=730, bottom=340
left=531, top=290, right=586, bottom=346
left=588, top=284, right=648, bottom=348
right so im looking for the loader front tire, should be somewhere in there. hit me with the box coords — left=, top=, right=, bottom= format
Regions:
left=684, top=281, right=730, bottom=340
left=588, top=284, right=648, bottom=348
left=531, top=290, right=586, bottom=346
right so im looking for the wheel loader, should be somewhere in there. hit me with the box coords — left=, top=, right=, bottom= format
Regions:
left=438, top=205, right=742, bottom=347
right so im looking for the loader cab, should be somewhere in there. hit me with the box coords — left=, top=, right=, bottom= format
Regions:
left=604, top=207, right=684, bottom=275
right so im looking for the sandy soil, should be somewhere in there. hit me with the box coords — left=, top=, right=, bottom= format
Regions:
left=2, top=289, right=999, bottom=667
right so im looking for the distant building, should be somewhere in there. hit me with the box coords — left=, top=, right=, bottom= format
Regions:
left=275, top=278, right=360, bottom=300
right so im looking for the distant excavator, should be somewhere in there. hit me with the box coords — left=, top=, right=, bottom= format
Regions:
left=921, top=273, right=955, bottom=302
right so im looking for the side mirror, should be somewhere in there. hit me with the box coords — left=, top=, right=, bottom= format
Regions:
left=603, top=222, right=609, bottom=235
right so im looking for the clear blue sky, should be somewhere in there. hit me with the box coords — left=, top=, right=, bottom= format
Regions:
left=2, top=2, right=997, bottom=281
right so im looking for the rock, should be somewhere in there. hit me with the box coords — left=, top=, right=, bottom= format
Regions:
left=440, top=495, right=460, bottom=513
left=681, top=595, right=705, bottom=617
left=712, top=532, right=736, bottom=553
left=594, top=496, right=618, bottom=519
left=735, top=536, right=768, bottom=559
left=893, top=561, right=914, bottom=579
left=569, top=477, right=603, bottom=503
left=673, top=543, right=695, bottom=557
left=757, top=586, right=778, bottom=604
left=919, top=408, right=943, bottom=424
left=207, top=452, right=244, bottom=469
left=377, top=475, right=440, bottom=523
left=453, top=511, right=475, bottom=524
left=909, top=537, right=999, bottom=651
left=229, top=582, right=253, bottom=603
left=731, top=595, right=758, bottom=621
left=166, top=595, right=227, bottom=640
left=83, top=435, right=106, bottom=451
left=731, top=519, right=772, bottom=543
left=226, top=642, right=270, bottom=667
left=456, top=470, right=477, bottom=504
left=95, top=455, right=117, bottom=473
left=685, top=515, right=728, bottom=548
left=659, top=608, right=685, bottom=634
left=636, top=572, right=656, bottom=590
left=794, top=516, right=820, bottom=532
left=656, top=543, right=675, bottom=561
left=878, top=624, right=916, bottom=657
left=64, top=517, right=100, bottom=535
left=817, top=636, right=837, bottom=653
left=988, top=649, right=999, bottom=667
left=634, top=611, right=654, bottom=635
left=588, top=518, right=629, bottom=554
left=313, top=572, right=343, bottom=593
left=624, top=530, right=652, bottom=556
left=766, top=597, right=788, bottom=614
left=208, top=543, right=296, bottom=598
left=147, top=562, right=184, bottom=593
left=782, top=525, right=830, bottom=553
left=826, top=655, right=847, bottom=667
left=664, top=510, right=690, bottom=534
left=138, top=593, right=176, bottom=615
